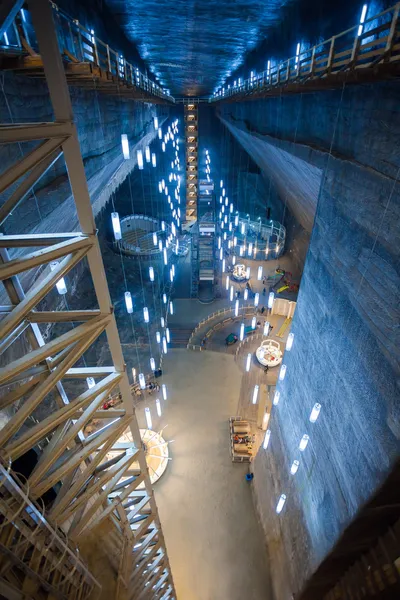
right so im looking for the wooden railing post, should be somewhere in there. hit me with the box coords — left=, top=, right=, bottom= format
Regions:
left=385, top=3, right=400, bottom=57
left=327, top=36, right=335, bottom=73
left=106, top=44, right=111, bottom=71
left=351, top=28, right=361, bottom=63
left=92, top=35, right=99, bottom=66
left=286, top=59, right=290, bottom=81
left=309, top=46, right=316, bottom=75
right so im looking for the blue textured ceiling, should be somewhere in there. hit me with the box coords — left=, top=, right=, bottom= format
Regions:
left=103, top=0, right=291, bottom=97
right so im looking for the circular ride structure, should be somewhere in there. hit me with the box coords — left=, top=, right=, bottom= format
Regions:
left=233, top=215, right=285, bottom=261
left=113, top=214, right=174, bottom=259
left=255, top=339, right=283, bottom=367
left=232, top=263, right=248, bottom=282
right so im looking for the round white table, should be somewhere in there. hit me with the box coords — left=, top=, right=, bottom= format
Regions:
left=256, top=339, right=283, bottom=367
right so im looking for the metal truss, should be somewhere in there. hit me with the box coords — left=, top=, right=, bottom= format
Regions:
left=0, top=1, right=175, bottom=598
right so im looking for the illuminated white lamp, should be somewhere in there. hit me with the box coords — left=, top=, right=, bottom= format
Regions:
left=161, top=221, right=166, bottom=231
left=150, top=357, right=156, bottom=371
left=143, top=307, right=149, bottom=323
left=225, top=275, right=230, bottom=291
left=169, top=301, right=174, bottom=315
left=152, top=232, right=158, bottom=247
left=285, top=332, right=295, bottom=351
left=257, top=266, right=263, bottom=281
left=273, top=390, right=280, bottom=405
left=218, top=237, right=221, bottom=249
left=276, top=494, right=286, bottom=514
left=309, top=403, right=322, bottom=423
left=239, top=246, right=244, bottom=257
left=358, top=4, right=368, bottom=36
left=162, top=336, right=167, bottom=354
left=125, top=291, right=133, bottom=313
left=235, top=299, right=239, bottom=317
left=224, top=215, right=228, bottom=224
left=235, top=215, right=239, bottom=227
left=233, top=236, right=237, bottom=246
left=162, top=142, right=165, bottom=152
left=252, top=384, right=259, bottom=404
left=229, top=222, right=232, bottom=232
left=156, top=331, right=161, bottom=343
left=163, top=293, right=167, bottom=304
left=158, top=240, right=163, bottom=251
left=137, top=149, right=144, bottom=170
left=86, top=377, right=95, bottom=389
left=49, top=262, right=67, bottom=295
left=220, top=179, right=223, bottom=188
left=163, top=248, right=168, bottom=265
left=161, top=317, right=165, bottom=327
left=145, top=146, right=151, bottom=163
left=246, top=353, right=252, bottom=372
left=162, top=384, right=167, bottom=400
left=230, top=286, right=234, bottom=301
left=222, top=188, right=226, bottom=197
left=149, top=266, right=155, bottom=282
left=152, top=153, right=156, bottom=167
left=145, top=407, right=152, bottom=429
left=164, top=187, right=168, bottom=196
left=299, top=434, right=310, bottom=451
left=268, top=291, right=275, bottom=309
left=263, top=429, right=271, bottom=449
left=171, top=161, right=174, bottom=169
left=172, top=264, right=175, bottom=277
left=139, top=373, right=146, bottom=389
left=154, top=116, right=159, bottom=130
left=241, top=223, right=245, bottom=235
left=263, top=321, right=270, bottom=336
left=248, top=242, right=253, bottom=256
left=111, top=212, right=121, bottom=240
left=279, top=364, right=287, bottom=381
left=290, top=460, right=300, bottom=475
left=246, top=266, right=251, bottom=279
left=225, top=198, right=228, bottom=207
left=156, top=398, right=162, bottom=417
left=222, top=259, right=226, bottom=273
left=244, top=288, right=248, bottom=301
left=166, top=328, right=171, bottom=343
left=161, top=179, right=165, bottom=190
left=254, top=293, right=259, bottom=307
left=251, top=316, right=256, bottom=330
left=158, top=182, right=162, bottom=193
left=121, top=134, right=130, bottom=159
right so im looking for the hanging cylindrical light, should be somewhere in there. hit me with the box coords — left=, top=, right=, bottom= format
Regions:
left=111, top=212, right=122, bottom=240
left=156, top=398, right=162, bottom=417
left=153, top=232, right=158, bottom=246
left=162, top=384, right=167, bottom=400
left=263, top=429, right=271, bottom=449
left=299, top=434, right=310, bottom=451
left=225, top=275, right=229, bottom=290
left=154, top=116, right=159, bottom=130
left=163, top=248, right=168, bottom=265
left=222, top=259, right=226, bottom=273
left=137, top=150, right=144, bottom=169
left=246, top=353, right=252, bottom=372
left=244, top=288, right=248, bottom=301
left=220, top=179, right=223, bottom=188
left=246, top=266, right=251, bottom=279
left=257, top=266, right=263, bottom=281
left=145, top=407, right=152, bottom=429
left=252, top=385, right=259, bottom=404
left=143, top=307, right=149, bottom=323
left=152, top=153, right=157, bottom=167
left=162, top=142, right=166, bottom=152
left=124, top=291, right=133, bottom=313
left=169, top=301, right=174, bottom=315
left=149, top=266, right=155, bottom=282
left=276, top=494, right=286, bottom=514
left=240, top=323, right=245, bottom=341
left=139, top=373, right=146, bottom=389
left=150, top=357, right=156, bottom=371
left=309, top=403, right=321, bottom=423
left=268, top=292, right=275, bottom=309
left=286, top=332, right=294, bottom=351
left=162, top=336, right=167, bottom=354
left=235, top=299, right=239, bottom=317
left=145, top=146, right=151, bottom=163
left=86, top=377, right=95, bottom=389
left=290, top=460, right=300, bottom=475
left=254, top=293, right=259, bottom=307
left=166, top=328, right=171, bottom=343
left=232, top=255, right=236, bottom=265
left=156, top=331, right=161, bottom=343
left=251, top=316, right=256, bottom=329
left=163, top=293, right=167, bottom=304
left=230, top=286, right=234, bottom=301
left=263, top=321, right=270, bottom=336
left=279, top=364, right=287, bottom=381
left=161, top=316, right=165, bottom=327
left=161, top=221, right=166, bottom=231
left=234, top=215, right=239, bottom=227
left=49, top=262, right=67, bottom=295
left=248, top=242, right=253, bottom=256
left=121, top=134, right=130, bottom=159
left=273, top=390, right=280, bottom=405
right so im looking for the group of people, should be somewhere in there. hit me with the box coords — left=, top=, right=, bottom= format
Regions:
left=134, top=381, right=160, bottom=397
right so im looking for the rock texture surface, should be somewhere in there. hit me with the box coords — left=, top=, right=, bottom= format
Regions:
left=219, top=82, right=400, bottom=597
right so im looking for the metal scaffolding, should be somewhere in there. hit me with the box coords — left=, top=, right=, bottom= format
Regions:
left=184, top=102, right=198, bottom=222
left=0, top=0, right=175, bottom=598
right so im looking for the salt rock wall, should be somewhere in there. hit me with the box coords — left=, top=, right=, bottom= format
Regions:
left=219, top=82, right=400, bottom=597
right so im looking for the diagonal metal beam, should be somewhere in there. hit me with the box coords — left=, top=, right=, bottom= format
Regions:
left=28, top=309, right=102, bottom=323
left=0, top=235, right=91, bottom=280
left=0, top=122, right=73, bottom=143
left=0, top=0, right=23, bottom=38
left=0, top=137, right=67, bottom=195
left=0, top=233, right=84, bottom=248
left=0, top=248, right=92, bottom=345
left=4, top=372, right=123, bottom=460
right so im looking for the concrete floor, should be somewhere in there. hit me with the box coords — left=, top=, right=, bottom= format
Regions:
left=137, top=350, right=273, bottom=600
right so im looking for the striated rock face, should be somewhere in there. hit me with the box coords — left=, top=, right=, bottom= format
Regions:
left=219, top=82, right=400, bottom=597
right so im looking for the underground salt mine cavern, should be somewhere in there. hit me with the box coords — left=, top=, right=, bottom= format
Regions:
left=0, top=0, right=399, bottom=599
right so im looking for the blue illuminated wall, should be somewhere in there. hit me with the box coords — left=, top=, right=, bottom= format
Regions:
left=220, top=82, right=400, bottom=597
